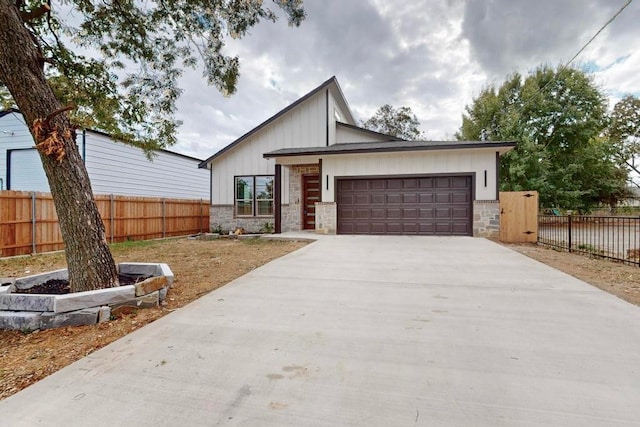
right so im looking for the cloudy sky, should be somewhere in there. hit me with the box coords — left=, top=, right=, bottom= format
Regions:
left=172, top=0, right=640, bottom=160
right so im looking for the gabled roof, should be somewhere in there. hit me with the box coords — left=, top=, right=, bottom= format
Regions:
left=264, top=140, right=517, bottom=158
left=198, top=76, right=354, bottom=168
left=336, top=121, right=404, bottom=142
left=0, top=108, right=20, bottom=118
left=0, top=109, right=204, bottom=162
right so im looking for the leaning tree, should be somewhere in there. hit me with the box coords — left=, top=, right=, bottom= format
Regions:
left=0, top=0, right=305, bottom=292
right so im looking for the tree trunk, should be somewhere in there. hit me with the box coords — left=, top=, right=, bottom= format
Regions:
left=0, top=0, right=119, bottom=292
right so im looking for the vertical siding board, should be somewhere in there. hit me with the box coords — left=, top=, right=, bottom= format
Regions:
left=1, top=113, right=207, bottom=199
left=85, top=132, right=208, bottom=199
left=209, top=90, right=332, bottom=205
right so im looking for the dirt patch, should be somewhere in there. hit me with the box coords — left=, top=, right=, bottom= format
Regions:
left=0, top=237, right=306, bottom=399
left=504, top=242, right=640, bottom=307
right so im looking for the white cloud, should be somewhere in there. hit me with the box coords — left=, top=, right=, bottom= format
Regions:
left=171, top=0, right=640, bottom=159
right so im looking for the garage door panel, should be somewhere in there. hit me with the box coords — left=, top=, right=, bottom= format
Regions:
left=419, top=208, right=434, bottom=219
left=386, top=223, right=402, bottom=233
left=386, top=180, right=403, bottom=190
left=435, top=208, right=451, bottom=218
left=418, top=193, right=434, bottom=203
left=371, top=194, right=385, bottom=204
left=403, top=193, right=418, bottom=203
left=435, top=193, right=451, bottom=203
left=418, top=178, right=434, bottom=188
left=387, top=208, right=402, bottom=219
left=370, top=209, right=385, bottom=219
left=452, top=176, right=470, bottom=187
left=386, top=194, right=402, bottom=204
left=339, top=194, right=355, bottom=204
left=354, top=194, right=370, bottom=205
left=452, top=207, right=470, bottom=218
left=402, top=179, right=417, bottom=189
left=338, top=208, right=354, bottom=220
left=419, top=223, right=435, bottom=233
left=369, top=180, right=385, bottom=190
left=452, top=192, right=470, bottom=203
left=403, top=223, right=419, bottom=233
left=435, top=177, right=452, bottom=188
left=370, top=223, right=386, bottom=233
left=338, top=180, right=354, bottom=191
left=452, top=223, right=470, bottom=234
left=355, top=209, right=370, bottom=219
left=402, top=208, right=418, bottom=219
left=435, top=222, right=453, bottom=233
left=353, top=181, right=369, bottom=191
left=337, top=176, right=472, bottom=236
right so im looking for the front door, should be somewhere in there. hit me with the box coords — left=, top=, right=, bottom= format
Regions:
left=302, top=174, right=320, bottom=230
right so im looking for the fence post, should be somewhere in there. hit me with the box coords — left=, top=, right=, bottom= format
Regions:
left=31, top=192, right=36, bottom=254
left=162, top=198, right=166, bottom=238
left=200, top=198, right=203, bottom=233
left=110, top=194, right=114, bottom=243
left=568, top=214, right=572, bottom=253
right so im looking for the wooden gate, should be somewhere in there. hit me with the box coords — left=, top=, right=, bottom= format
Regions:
left=499, top=191, right=539, bottom=243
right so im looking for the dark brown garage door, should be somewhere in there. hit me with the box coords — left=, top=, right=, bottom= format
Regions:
left=337, top=176, right=472, bottom=235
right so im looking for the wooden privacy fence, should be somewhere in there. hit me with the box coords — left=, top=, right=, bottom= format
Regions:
left=1, top=190, right=210, bottom=257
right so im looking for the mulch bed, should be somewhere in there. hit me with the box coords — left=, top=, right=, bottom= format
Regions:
left=14, top=274, right=151, bottom=295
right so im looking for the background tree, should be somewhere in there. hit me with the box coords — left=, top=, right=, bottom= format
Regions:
left=362, top=104, right=425, bottom=140
left=0, top=0, right=305, bottom=292
left=457, top=65, right=628, bottom=212
left=0, top=85, right=14, bottom=109
left=609, top=95, right=640, bottom=187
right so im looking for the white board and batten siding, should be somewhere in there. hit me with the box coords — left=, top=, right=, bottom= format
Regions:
left=83, top=131, right=208, bottom=199
left=335, top=124, right=391, bottom=144
left=0, top=111, right=208, bottom=199
left=0, top=111, right=36, bottom=191
left=321, top=148, right=499, bottom=202
left=211, top=88, right=350, bottom=205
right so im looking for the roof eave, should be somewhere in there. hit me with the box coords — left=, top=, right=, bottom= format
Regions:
left=199, top=76, right=348, bottom=168
left=336, top=121, right=405, bottom=141
left=263, top=141, right=517, bottom=159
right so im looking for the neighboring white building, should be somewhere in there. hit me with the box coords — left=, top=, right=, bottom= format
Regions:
left=199, top=76, right=516, bottom=237
left=0, top=109, right=209, bottom=200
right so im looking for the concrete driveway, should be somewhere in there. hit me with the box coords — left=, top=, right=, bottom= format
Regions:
left=2, top=236, right=640, bottom=426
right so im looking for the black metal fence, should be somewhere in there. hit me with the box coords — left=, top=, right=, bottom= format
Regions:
left=538, top=215, right=640, bottom=266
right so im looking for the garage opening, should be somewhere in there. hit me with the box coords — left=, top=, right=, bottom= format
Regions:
left=337, top=175, right=473, bottom=236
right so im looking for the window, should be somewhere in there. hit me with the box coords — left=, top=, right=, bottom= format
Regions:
left=235, top=175, right=274, bottom=216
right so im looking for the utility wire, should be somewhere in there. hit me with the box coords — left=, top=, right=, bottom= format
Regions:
left=566, top=0, right=632, bottom=68
left=518, top=0, right=633, bottom=113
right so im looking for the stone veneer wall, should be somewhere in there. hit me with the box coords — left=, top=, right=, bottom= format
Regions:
left=282, top=164, right=320, bottom=232
left=473, top=200, right=500, bottom=238
left=315, top=202, right=337, bottom=234
left=210, top=205, right=274, bottom=233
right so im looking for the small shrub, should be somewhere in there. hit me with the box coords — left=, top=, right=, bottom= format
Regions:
left=576, top=243, right=604, bottom=256
left=260, top=222, right=274, bottom=234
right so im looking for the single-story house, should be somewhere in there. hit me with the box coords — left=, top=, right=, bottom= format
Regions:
left=199, top=76, right=516, bottom=236
left=0, top=109, right=209, bottom=200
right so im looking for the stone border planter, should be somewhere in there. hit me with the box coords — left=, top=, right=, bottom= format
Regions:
left=0, top=263, right=174, bottom=331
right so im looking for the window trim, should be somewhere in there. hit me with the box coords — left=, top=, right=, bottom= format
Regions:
left=234, top=175, right=274, bottom=217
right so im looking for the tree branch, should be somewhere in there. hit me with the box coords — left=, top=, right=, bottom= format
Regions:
left=45, top=104, right=75, bottom=125
left=20, top=3, right=50, bottom=22
left=626, top=160, right=640, bottom=176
